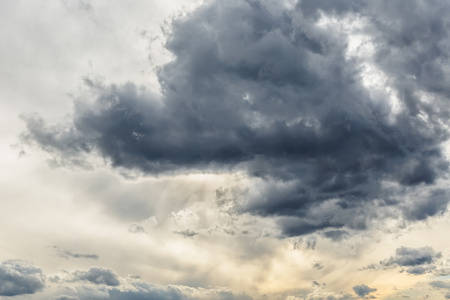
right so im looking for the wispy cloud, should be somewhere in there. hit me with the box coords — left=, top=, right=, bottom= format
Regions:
left=55, top=247, right=99, bottom=260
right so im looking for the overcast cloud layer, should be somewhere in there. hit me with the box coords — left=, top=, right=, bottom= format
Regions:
left=22, top=0, right=450, bottom=237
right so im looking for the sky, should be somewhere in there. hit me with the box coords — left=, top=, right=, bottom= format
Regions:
left=2, top=0, right=450, bottom=299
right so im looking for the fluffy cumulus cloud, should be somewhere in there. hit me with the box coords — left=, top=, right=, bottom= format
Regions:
left=21, top=0, right=450, bottom=236
left=0, top=260, right=45, bottom=296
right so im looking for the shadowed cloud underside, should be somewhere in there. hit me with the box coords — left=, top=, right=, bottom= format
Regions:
left=22, top=0, right=450, bottom=236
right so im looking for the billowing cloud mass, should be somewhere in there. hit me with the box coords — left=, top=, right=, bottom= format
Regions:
left=21, top=0, right=450, bottom=236
left=0, top=260, right=45, bottom=296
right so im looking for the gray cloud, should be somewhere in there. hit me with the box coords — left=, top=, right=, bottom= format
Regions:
left=402, top=189, right=449, bottom=221
left=311, top=280, right=321, bottom=287
left=312, top=261, right=324, bottom=270
left=293, top=236, right=317, bottom=250
left=387, top=247, right=441, bottom=268
left=55, top=296, right=80, bottom=300
left=107, top=282, right=252, bottom=300
left=56, top=271, right=251, bottom=300
left=63, top=284, right=252, bottom=300
left=364, top=246, right=442, bottom=275
left=430, top=280, right=450, bottom=289
left=434, top=267, right=450, bottom=277
left=21, top=0, right=450, bottom=236
left=323, top=230, right=348, bottom=242
left=4, top=262, right=252, bottom=300
left=107, top=283, right=187, bottom=300
left=405, top=265, right=436, bottom=275
left=0, top=260, right=45, bottom=296
left=72, top=267, right=120, bottom=286
left=298, top=0, right=366, bottom=18
left=430, top=280, right=450, bottom=299
left=56, top=247, right=99, bottom=260
left=174, top=229, right=198, bottom=237
left=353, top=284, right=377, bottom=298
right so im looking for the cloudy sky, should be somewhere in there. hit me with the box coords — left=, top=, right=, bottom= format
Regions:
left=2, top=0, right=450, bottom=299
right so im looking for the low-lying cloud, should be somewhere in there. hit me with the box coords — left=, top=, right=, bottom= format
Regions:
left=0, top=260, right=45, bottom=296
left=49, top=265, right=252, bottom=300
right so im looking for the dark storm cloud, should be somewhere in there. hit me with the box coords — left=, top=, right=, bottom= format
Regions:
left=363, top=246, right=442, bottom=275
left=402, top=189, right=449, bottom=221
left=21, top=0, right=450, bottom=236
left=369, top=1, right=450, bottom=102
left=353, top=284, right=376, bottom=298
left=72, top=267, right=120, bottom=286
left=0, top=260, right=45, bottom=296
